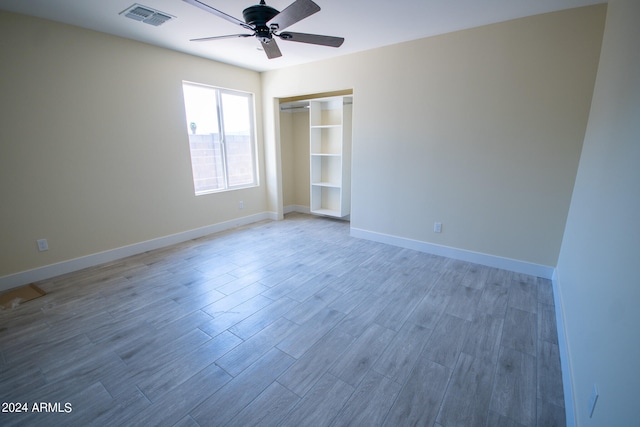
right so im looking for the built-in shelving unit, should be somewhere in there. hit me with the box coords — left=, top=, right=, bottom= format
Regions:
left=309, top=96, right=352, bottom=218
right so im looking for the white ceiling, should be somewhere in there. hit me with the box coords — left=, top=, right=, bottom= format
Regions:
left=0, top=0, right=605, bottom=72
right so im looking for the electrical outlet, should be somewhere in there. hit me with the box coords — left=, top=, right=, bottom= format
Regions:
left=588, top=384, right=599, bottom=418
left=434, top=222, right=442, bottom=233
left=37, top=239, right=49, bottom=252
left=238, top=201, right=244, bottom=209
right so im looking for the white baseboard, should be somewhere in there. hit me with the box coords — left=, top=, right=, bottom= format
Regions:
left=0, top=212, right=273, bottom=292
left=283, top=204, right=310, bottom=214
left=350, top=227, right=555, bottom=279
left=552, top=270, right=576, bottom=427
left=266, top=211, right=280, bottom=221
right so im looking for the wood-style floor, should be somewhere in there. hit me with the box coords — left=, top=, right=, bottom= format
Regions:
left=0, top=213, right=565, bottom=426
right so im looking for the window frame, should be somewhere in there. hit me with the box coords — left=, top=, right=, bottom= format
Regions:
left=182, top=81, right=259, bottom=196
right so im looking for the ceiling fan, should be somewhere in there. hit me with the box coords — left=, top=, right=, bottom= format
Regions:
left=183, top=0, right=344, bottom=59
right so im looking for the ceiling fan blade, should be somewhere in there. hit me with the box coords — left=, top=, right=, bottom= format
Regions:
left=183, top=0, right=253, bottom=31
left=190, top=34, right=254, bottom=42
left=279, top=32, right=344, bottom=47
left=267, top=0, right=320, bottom=31
left=261, top=39, right=282, bottom=59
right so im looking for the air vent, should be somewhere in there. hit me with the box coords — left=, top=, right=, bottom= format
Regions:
left=120, top=4, right=175, bottom=26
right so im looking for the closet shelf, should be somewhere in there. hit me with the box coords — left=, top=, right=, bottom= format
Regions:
left=309, top=96, right=352, bottom=218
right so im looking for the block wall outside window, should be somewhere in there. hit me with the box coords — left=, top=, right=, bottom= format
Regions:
left=226, top=134, right=255, bottom=187
left=188, top=134, right=224, bottom=193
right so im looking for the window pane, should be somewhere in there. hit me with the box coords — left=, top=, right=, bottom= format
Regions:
left=183, top=84, right=219, bottom=135
left=183, top=84, right=224, bottom=193
left=221, top=92, right=255, bottom=187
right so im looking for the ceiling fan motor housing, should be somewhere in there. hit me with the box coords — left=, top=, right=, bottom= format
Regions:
left=243, top=2, right=279, bottom=43
left=242, top=3, right=279, bottom=26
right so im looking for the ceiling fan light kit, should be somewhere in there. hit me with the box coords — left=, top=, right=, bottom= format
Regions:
left=183, top=0, right=344, bottom=59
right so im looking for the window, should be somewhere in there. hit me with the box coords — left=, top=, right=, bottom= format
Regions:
left=182, top=82, right=257, bottom=195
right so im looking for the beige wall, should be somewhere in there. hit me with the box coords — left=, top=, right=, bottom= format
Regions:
left=279, top=109, right=295, bottom=208
left=292, top=112, right=311, bottom=208
left=263, top=5, right=606, bottom=268
left=0, top=12, right=265, bottom=278
left=280, top=110, right=311, bottom=209
left=281, top=112, right=310, bottom=208
left=556, top=0, right=640, bottom=425
left=280, top=111, right=310, bottom=208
